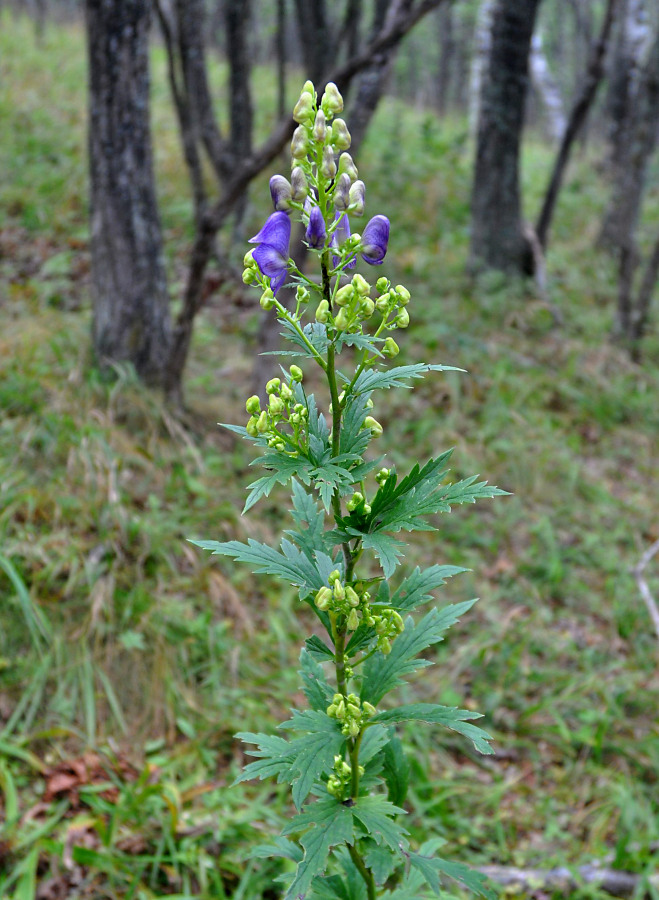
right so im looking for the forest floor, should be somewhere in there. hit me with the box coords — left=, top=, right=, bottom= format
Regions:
left=0, top=11, right=658, bottom=900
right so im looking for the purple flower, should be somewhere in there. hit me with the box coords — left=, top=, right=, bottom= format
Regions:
left=249, top=212, right=291, bottom=295
left=331, top=212, right=356, bottom=270
left=360, top=215, right=390, bottom=265
left=269, top=175, right=292, bottom=211
left=305, top=206, right=326, bottom=249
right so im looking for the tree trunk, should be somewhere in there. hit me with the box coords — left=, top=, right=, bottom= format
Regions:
left=226, top=0, right=253, bottom=238
left=468, top=0, right=495, bottom=141
left=530, top=29, right=565, bottom=142
left=436, top=4, right=453, bottom=116
left=85, top=0, right=171, bottom=386
left=468, top=0, right=542, bottom=276
left=294, top=0, right=333, bottom=84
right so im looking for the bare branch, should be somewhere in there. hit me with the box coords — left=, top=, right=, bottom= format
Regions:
left=633, top=538, right=659, bottom=640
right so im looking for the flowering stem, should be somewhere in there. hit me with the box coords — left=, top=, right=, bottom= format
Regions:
left=273, top=298, right=327, bottom=371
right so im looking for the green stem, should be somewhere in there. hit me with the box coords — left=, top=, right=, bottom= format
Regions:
left=273, top=298, right=327, bottom=371
left=348, top=844, right=377, bottom=900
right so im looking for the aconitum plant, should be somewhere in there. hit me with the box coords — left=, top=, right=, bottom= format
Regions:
left=193, top=81, right=505, bottom=900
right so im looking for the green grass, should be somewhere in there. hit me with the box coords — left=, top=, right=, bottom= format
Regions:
left=1, top=10, right=658, bottom=899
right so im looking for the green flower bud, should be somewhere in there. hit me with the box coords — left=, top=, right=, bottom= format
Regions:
left=364, top=416, right=383, bottom=437
left=376, top=467, right=390, bottom=484
left=348, top=720, right=360, bottom=738
left=296, top=284, right=310, bottom=304
left=345, top=586, right=360, bottom=608
left=315, top=586, right=332, bottom=610
left=242, top=268, right=255, bottom=284
left=375, top=293, right=391, bottom=313
left=291, top=166, right=308, bottom=202
left=395, top=308, right=410, bottom=329
left=315, top=299, right=330, bottom=323
left=293, top=92, right=314, bottom=124
left=362, top=701, right=376, bottom=718
left=266, top=378, right=281, bottom=394
left=275, top=441, right=285, bottom=451
left=246, top=395, right=260, bottom=415
left=335, top=699, right=346, bottom=720
left=347, top=608, right=359, bottom=631
left=334, top=284, right=354, bottom=307
left=246, top=416, right=258, bottom=437
left=395, top=284, right=411, bottom=305
left=352, top=273, right=370, bottom=296
left=347, top=702, right=361, bottom=718
left=383, top=336, right=399, bottom=357
left=376, top=276, right=389, bottom=293
left=280, top=383, right=293, bottom=401
left=256, top=411, right=268, bottom=434
left=260, top=289, right=275, bottom=310
left=337, top=152, right=358, bottom=182
left=365, top=398, right=374, bottom=409
left=334, top=308, right=350, bottom=331
left=269, top=395, right=285, bottom=415
left=302, top=80, right=316, bottom=97
left=329, top=571, right=341, bottom=584
left=243, top=249, right=255, bottom=267
left=348, top=180, right=365, bottom=216
left=347, top=492, right=364, bottom=512
left=313, top=109, right=327, bottom=143
left=332, top=692, right=343, bottom=704
left=359, top=298, right=375, bottom=318
left=333, top=580, right=345, bottom=602
left=321, top=82, right=344, bottom=115
left=290, top=365, right=303, bottom=382
left=346, top=232, right=361, bottom=249
left=320, top=145, right=337, bottom=179
left=363, top=503, right=371, bottom=514
left=330, top=118, right=351, bottom=150
left=379, top=637, right=391, bottom=655
left=291, top=124, right=310, bottom=158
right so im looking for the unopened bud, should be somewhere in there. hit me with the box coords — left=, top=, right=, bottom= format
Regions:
left=364, top=416, right=383, bottom=437
left=334, top=308, right=350, bottom=331
left=291, top=124, right=309, bottom=158
left=379, top=637, right=391, bottom=655
left=293, top=92, right=314, bottom=124
left=347, top=608, right=359, bottom=631
left=347, top=492, right=364, bottom=512
left=348, top=720, right=360, bottom=737
left=265, top=378, right=280, bottom=394
left=269, top=395, right=285, bottom=415
left=331, top=118, right=351, bottom=151
left=260, top=289, right=275, bottom=309
left=395, top=308, right=410, bottom=329
left=383, top=337, right=399, bottom=358
left=246, top=416, right=258, bottom=437
left=376, top=467, right=390, bottom=484
left=302, top=80, right=315, bottom=97
left=290, top=166, right=308, bottom=202
left=333, top=173, right=351, bottom=211
left=321, top=145, right=337, bottom=179
left=256, top=411, right=268, bottom=434
left=321, top=82, right=343, bottom=115
left=315, top=299, right=330, bottom=323
left=296, top=284, right=310, bottom=304
left=376, top=276, right=389, bottom=293
left=246, top=395, right=260, bottom=415
left=315, top=586, right=333, bottom=610
left=345, top=586, right=360, bottom=608
left=375, top=293, right=391, bottom=313
left=333, top=581, right=345, bottom=602
left=352, top=273, right=370, bottom=296
left=334, top=284, right=353, bottom=307
left=269, top=175, right=292, bottom=211
left=329, top=571, right=341, bottom=584
left=395, top=285, right=411, bottom=305
left=280, top=383, right=293, bottom=401
left=313, top=109, right=327, bottom=143
left=243, top=249, right=255, bottom=268
left=290, top=365, right=303, bottom=382
left=348, top=180, right=365, bottom=216
left=243, top=268, right=255, bottom=284
left=337, top=152, right=358, bottom=183
left=360, top=298, right=375, bottom=317
left=362, top=701, right=376, bottom=717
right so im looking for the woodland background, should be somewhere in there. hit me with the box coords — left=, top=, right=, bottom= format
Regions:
left=0, top=0, right=658, bottom=897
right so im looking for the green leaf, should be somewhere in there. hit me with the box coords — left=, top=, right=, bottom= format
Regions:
left=381, top=732, right=410, bottom=806
left=358, top=724, right=390, bottom=764
left=336, top=331, right=384, bottom=356
left=282, top=798, right=354, bottom=900
left=364, top=840, right=398, bottom=886
left=251, top=836, right=304, bottom=863
left=351, top=364, right=464, bottom=396
left=286, top=481, right=328, bottom=560
left=234, top=732, right=296, bottom=785
left=359, top=533, right=406, bottom=579
left=370, top=704, right=493, bottom=755
left=305, top=635, right=335, bottom=661
left=408, top=849, right=496, bottom=900
left=282, top=320, right=330, bottom=357
left=299, top=649, right=334, bottom=712
left=351, top=795, right=409, bottom=853
left=338, top=393, right=373, bottom=459
left=385, top=566, right=469, bottom=612
left=361, top=608, right=461, bottom=705
left=279, top=710, right=347, bottom=809
left=244, top=454, right=315, bottom=513
left=190, top=537, right=324, bottom=598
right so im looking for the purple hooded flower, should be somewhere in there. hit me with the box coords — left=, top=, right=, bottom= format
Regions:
left=331, top=212, right=356, bottom=270
left=269, top=175, right=292, bottom=211
left=305, top=206, right=326, bottom=249
left=249, top=211, right=291, bottom=295
left=360, top=215, right=390, bottom=265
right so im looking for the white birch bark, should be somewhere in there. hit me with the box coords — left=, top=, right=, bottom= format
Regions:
left=469, top=0, right=496, bottom=141
left=530, top=30, right=566, bottom=142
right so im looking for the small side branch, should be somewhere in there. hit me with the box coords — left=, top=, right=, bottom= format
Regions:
left=633, top=537, right=659, bottom=640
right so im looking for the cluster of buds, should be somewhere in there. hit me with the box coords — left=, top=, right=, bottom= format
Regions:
left=374, top=278, right=412, bottom=351
left=327, top=693, right=376, bottom=738
left=326, top=754, right=365, bottom=800
left=325, top=273, right=376, bottom=333
left=245, top=367, right=307, bottom=453
left=367, top=607, right=405, bottom=656
left=315, top=570, right=372, bottom=632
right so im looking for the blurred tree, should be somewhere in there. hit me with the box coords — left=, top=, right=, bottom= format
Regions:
left=468, top=0, right=542, bottom=275
left=85, top=0, right=172, bottom=386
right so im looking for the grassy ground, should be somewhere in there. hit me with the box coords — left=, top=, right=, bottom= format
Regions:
left=1, top=11, right=658, bottom=900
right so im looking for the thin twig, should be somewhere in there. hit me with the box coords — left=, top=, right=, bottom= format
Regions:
left=633, top=538, right=659, bottom=640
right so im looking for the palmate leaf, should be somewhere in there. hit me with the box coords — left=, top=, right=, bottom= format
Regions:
left=305, top=634, right=335, bottom=661
left=368, top=452, right=453, bottom=524
left=251, top=836, right=304, bottom=863
left=381, top=731, right=410, bottom=806
left=409, top=842, right=496, bottom=900
left=358, top=532, right=406, bottom=579
left=278, top=710, right=347, bottom=809
left=364, top=840, right=398, bottom=886
left=244, top=453, right=316, bottom=513
left=382, top=565, right=469, bottom=612
left=190, top=537, right=325, bottom=598
left=350, top=795, right=409, bottom=853
left=361, top=607, right=469, bottom=705
left=282, top=798, right=354, bottom=900
left=233, top=732, right=296, bottom=785
left=351, top=363, right=464, bottom=396
left=280, top=319, right=330, bottom=357
left=370, top=704, right=493, bottom=755
left=285, top=480, right=327, bottom=560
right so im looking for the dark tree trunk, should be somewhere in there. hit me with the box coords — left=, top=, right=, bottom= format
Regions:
left=226, top=0, right=253, bottom=236
left=468, top=0, right=542, bottom=275
left=535, top=0, right=618, bottom=251
left=276, top=0, right=287, bottom=119
left=85, top=0, right=171, bottom=386
left=294, top=0, right=333, bottom=83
